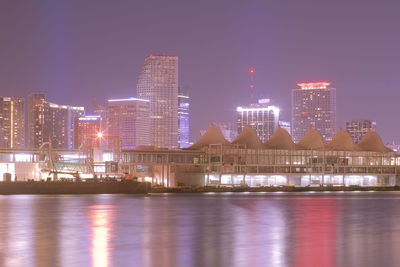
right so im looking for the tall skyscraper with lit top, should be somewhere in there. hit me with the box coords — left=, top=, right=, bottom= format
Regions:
left=292, top=82, right=337, bottom=142
left=136, top=54, right=179, bottom=149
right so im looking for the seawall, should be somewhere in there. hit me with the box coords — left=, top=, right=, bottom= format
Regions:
left=0, top=181, right=151, bottom=195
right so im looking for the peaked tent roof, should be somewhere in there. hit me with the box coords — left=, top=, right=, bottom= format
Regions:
left=189, top=123, right=230, bottom=150
left=297, top=127, right=325, bottom=150
left=232, top=126, right=264, bottom=149
left=357, top=131, right=392, bottom=153
left=326, top=129, right=358, bottom=151
left=264, top=126, right=296, bottom=150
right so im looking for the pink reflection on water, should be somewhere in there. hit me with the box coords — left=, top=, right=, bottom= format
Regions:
left=294, top=197, right=338, bottom=267
left=87, top=205, right=116, bottom=267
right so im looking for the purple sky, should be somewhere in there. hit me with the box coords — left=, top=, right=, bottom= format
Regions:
left=1, top=0, right=400, bottom=143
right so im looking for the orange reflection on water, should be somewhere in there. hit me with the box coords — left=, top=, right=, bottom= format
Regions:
left=88, top=205, right=115, bottom=267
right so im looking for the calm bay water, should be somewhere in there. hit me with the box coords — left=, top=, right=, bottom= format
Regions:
left=1, top=192, right=400, bottom=267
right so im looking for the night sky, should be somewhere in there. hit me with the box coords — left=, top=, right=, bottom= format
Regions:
left=1, top=0, right=399, bottom=143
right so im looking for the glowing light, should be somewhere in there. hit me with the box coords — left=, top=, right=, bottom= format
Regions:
left=108, top=97, right=149, bottom=102
left=297, top=82, right=331, bottom=90
left=97, top=132, right=103, bottom=138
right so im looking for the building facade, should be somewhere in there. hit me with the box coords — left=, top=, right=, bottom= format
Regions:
left=107, top=98, right=150, bottom=149
left=74, top=115, right=102, bottom=149
left=178, top=88, right=190, bottom=148
left=292, top=82, right=336, bottom=143
left=136, top=54, right=179, bottom=149
left=346, top=119, right=377, bottom=144
left=0, top=96, right=25, bottom=148
left=28, top=93, right=46, bottom=148
left=43, top=103, right=85, bottom=149
left=237, top=99, right=280, bottom=143
left=28, top=93, right=84, bottom=149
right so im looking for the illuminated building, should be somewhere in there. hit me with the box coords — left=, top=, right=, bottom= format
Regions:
left=0, top=125, right=397, bottom=186
left=120, top=125, right=397, bottom=187
left=28, top=93, right=46, bottom=148
left=136, top=54, right=179, bottom=149
left=0, top=96, right=24, bottom=148
left=346, top=119, right=377, bottom=144
left=178, top=88, right=190, bottom=148
left=93, top=102, right=108, bottom=135
left=237, top=99, right=280, bottom=143
left=107, top=98, right=150, bottom=149
left=292, top=82, right=336, bottom=143
left=74, top=115, right=102, bottom=149
left=28, top=93, right=85, bottom=149
left=44, top=102, right=85, bottom=149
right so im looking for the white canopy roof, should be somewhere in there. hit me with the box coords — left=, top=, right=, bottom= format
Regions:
left=357, top=131, right=392, bottom=153
left=264, top=126, right=296, bottom=150
left=326, top=129, right=358, bottom=151
left=232, top=126, right=264, bottom=149
left=189, top=123, right=230, bottom=150
left=296, top=127, right=325, bottom=150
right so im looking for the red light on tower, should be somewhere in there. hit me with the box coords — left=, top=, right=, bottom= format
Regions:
left=249, top=68, right=255, bottom=104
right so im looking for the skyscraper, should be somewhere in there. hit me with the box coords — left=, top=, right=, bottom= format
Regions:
left=237, top=99, right=280, bottom=143
left=178, top=88, right=190, bottom=148
left=107, top=98, right=150, bottom=149
left=43, top=103, right=85, bottom=149
left=292, top=82, right=337, bottom=143
left=0, top=96, right=24, bottom=148
left=28, top=93, right=46, bottom=148
left=136, top=54, right=179, bottom=149
left=346, top=119, right=377, bottom=144
left=28, top=93, right=84, bottom=149
left=74, top=115, right=102, bottom=149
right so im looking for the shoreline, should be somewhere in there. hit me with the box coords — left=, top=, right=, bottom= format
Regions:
left=151, top=185, right=400, bottom=193
left=0, top=181, right=399, bottom=195
left=0, top=181, right=151, bottom=195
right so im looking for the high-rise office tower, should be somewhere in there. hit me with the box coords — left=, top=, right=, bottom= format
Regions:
left=43, top=103, right=85, bottom=149
left=28, top=93, right=84, bottom=149
left=346, top=119, right=377, bottom=144
left=107, top=98, right=150, bottom=149
left=292, top=82, right=337, bottom=143
left=137, top=54, right=179, bottom=149
left=74, top=115, right=102, bottom=149
left=28, top=93, right=46, bottom=148
left=0, top=96, right=25, bottom=148
left=178, top=88, right=190, bottom=148
left=237, top=99, right=280, bottom=143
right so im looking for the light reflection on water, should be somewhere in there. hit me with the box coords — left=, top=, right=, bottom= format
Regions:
left=1, top=192, right=400, bottom=267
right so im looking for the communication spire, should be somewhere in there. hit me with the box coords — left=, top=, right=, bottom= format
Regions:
left=249, top=67, right=255, bottom=104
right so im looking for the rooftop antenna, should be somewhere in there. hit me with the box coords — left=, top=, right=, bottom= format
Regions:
left=249, top=67, right=255, bottom=104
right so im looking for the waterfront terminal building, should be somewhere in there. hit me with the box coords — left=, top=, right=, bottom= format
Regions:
left=0, top=124, right=398, bottom=187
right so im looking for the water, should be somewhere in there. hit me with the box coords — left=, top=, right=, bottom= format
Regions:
left=1, top=192, right=400, bottom=267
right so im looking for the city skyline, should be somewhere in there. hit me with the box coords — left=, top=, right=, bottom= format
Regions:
left=1, top=0, right=400, bottom=144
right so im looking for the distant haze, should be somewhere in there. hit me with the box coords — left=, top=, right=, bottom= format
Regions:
left=1, top=0, right=399, bottom=142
